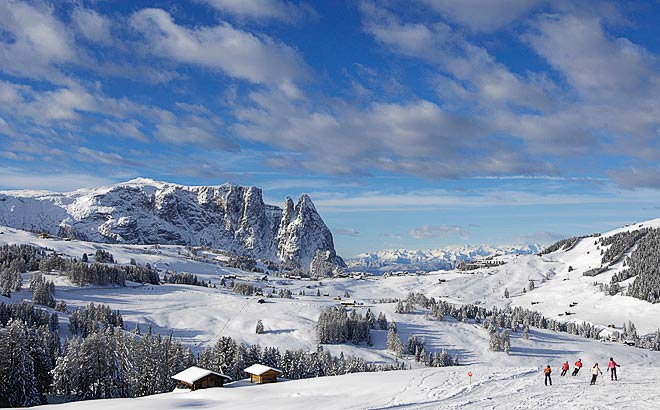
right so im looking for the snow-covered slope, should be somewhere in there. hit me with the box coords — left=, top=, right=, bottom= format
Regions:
left=30, top=364, right=660, bottom=410
left=0, top=178, right=344, bottom=274
left=4, top=219, right=660, bottom=409
left=347, top=244, right=541, bottom=273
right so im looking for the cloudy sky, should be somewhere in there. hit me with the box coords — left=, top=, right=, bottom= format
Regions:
left=1, top=0, right=660, bottom=256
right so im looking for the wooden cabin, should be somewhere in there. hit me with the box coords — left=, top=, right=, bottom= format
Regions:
left=244, top=364, right=282, bottom=384
left=171, top=366, right=232, bottom=391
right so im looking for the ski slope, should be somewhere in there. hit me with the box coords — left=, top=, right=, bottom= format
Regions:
left=31, top=365, right=660, bottom=410
left=4, top=221, right=660, bottom=409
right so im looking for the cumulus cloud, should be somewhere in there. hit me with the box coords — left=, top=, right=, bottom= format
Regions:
left=0, top=0, right=77, bottom=82
left=609, top=167, right=660, bottom=190
left=72, top=7, right=113, bottom=45
left=525, top=14, right=653, bottom=99
left=360, top=2, right=553, bottom=112
left=234, top=88, right=554, bottom=179
left=92, top=119, right=149, bottom=143
left=198, top=0, right=315, bottom=23
left=420, top=0, right=546, bottom=32
left=131, top=8, right=309, bottom=95
left=358, top=2, right=660, bottom=183
left=75, top=147, right=128, bottom=166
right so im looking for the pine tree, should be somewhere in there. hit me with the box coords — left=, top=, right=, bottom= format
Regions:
left=256, top=320, right=264, bottom=334
left=377, top=312, right=388, bottom=330
left=502, top=329, right=511, bottom=354
left=504, top=288, right=509, bottom=298
left=0, top=320, right=41, bottom=407
left=438, top=348, right=448, bottom=366
left=386, top=321, right=404, bottom=357
left=489, top=327, right=502, bottom=352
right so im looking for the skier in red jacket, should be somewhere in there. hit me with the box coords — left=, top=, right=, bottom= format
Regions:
left=571, top=359, right=583, bottom=376
left=608, top=357, right=620, bottom=381
left=561, top=361, right=570, bottom=376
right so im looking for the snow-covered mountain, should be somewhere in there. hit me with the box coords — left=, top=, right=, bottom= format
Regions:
left=0, top=178, right=344, bottom=274
left=347, top=244, right=542, bottom=273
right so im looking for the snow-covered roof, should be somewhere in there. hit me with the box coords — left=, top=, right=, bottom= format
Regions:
left=243, top=364, right=282, bottom=375
left=171, top=366, right=231, bottom=384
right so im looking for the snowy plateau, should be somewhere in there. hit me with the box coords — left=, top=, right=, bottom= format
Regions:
left=1, top=183, right=660, bottom=409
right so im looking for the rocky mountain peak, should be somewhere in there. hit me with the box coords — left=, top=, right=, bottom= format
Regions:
left=0, top=179, right=344, bottom=275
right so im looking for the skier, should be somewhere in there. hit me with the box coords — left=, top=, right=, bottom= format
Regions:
left=572, top=358, right=583, bottom=376
left=544, top=365, right=552, bottom=386
left=590, top=363, right=603, bottom=385
left=561, top=361, right=569, bottom=376
left=608, top=357, right=620, bottom=381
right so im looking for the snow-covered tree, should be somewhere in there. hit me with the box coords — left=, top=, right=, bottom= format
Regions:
left=0, top=319, right=42, bottom=407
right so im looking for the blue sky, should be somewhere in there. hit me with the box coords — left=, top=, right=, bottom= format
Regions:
left=1, top=0, right=660, bottom=257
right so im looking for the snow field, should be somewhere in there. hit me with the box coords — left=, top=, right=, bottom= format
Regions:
left=30, top=365, right=660, bottom=410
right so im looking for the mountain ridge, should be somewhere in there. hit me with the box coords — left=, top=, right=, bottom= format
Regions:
left=347, top=244, right=542, bottom=273
left=0, top=178, right=345, bottom=275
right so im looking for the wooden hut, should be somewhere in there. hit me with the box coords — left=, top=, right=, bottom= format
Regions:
left=244, top=364, right=282, bottom=384
left=171, top=366, right=232, bottom=390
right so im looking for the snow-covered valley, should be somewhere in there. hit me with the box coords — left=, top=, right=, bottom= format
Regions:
left=3, top=216, right=660, bottom=409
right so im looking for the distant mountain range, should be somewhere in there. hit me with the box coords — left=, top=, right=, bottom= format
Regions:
left=0, top=178, right=344, bottom=275
left=346, top=244, right=542, bottom=273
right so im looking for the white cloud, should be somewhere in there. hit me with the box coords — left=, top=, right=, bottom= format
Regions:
left=72, top=8, right=113, bottom=45
left=131, top=8, right=308, bottom=95
left=421, top=0, right=545, bottom=32
left=199, top=0, right=314, bottom=22
left=0, top=166, right=114, bottom=191
left=311, top=188, right=622, bottom=212
left=609, top=167, right=660, bottom=190
left=75, top=147, right=126, bottom=165
left=234, top=88, right=552, bottom=179
left=526, top=14, right=653, bottom=99
left=409, top=224, right=470, bottom=239
left=360, top=3, right=552, bottom=111
left=92, top=119, right=149, bottom=142
left=0, top=78, right=235, bottom=161
left=0, top=0, right=77, bottom=82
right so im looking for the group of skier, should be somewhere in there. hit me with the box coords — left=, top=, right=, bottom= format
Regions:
left=543, top=357, right=620, bottom=386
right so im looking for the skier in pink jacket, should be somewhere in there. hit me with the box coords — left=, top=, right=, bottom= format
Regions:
left=608, top=357, right=620, bottom=381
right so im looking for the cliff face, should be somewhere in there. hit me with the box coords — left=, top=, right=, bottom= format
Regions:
left=0, top=178, right=345, bottom=274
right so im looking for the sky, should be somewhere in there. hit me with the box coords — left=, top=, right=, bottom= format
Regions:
left=1, top=0, right=660, bottom=257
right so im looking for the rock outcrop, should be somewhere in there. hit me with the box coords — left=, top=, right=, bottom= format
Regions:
left=0, top=178, right=345, bottom=275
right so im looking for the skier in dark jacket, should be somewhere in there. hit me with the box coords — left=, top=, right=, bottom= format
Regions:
left=572, top=359, right=583, bottom=376
left=544, top=365, right=552, bottom=386
left=561, top=361, right=569, bottom=376
left=608, top=357, right=620, bottom=381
